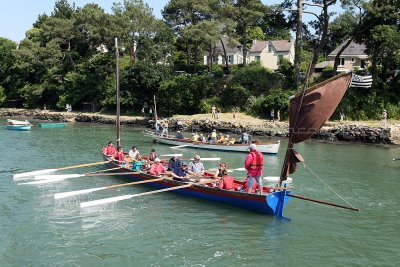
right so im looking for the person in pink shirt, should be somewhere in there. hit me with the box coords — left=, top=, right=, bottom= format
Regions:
left=149, top=158, right=166, bottom=176
left=245, top=144, right=264, bottom=194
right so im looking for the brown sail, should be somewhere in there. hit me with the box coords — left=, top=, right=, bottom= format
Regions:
left=286, top=73, right=352, bottom=175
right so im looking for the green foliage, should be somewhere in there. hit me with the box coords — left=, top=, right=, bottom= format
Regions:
left=245, top=90, right=291, bottom=119
left=157, top=75, right=213, bottom=115
left=231, top=63, right=283, bottom=95
left=277, top=58, right=295, bottom=90
left=212, top=64, right=223, bottom=78
left=0, top=86, right=6, bottom=106
left=224, top=84, right=250, bottom=110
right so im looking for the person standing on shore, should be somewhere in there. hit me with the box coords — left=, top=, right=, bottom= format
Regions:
left=212, top=105, right=216, bottom=119
left=340, top=109, right=345, bottom=122
left=270, top=109, right=274, bottom=122
left=381, top=109, right=387, bottom=128
left=245, top=144, right=264, bottom=195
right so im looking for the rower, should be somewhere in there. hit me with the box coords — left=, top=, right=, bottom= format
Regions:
left=132, top=153, right=146, bottom=172
left=103, top=141, right=116, bottom=156
left=175, top=131, right=184, bottom=139
left=113, top=146, right=126, bottom=165
left=169, top=162, right=190, bottom=181
left=148, top=148, right=157, bottom=161
left=128, top=146, right=140, bottom=160
left=187, top=155, right=204, bottom=176
left=149, top=158, right=166, bottom=176
left=168, top=155, right=182, bottom=174
left=218, top=169, right=234, bottom=190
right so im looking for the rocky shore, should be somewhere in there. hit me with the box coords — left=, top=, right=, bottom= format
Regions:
left=1, top=108, right=398, bottom=145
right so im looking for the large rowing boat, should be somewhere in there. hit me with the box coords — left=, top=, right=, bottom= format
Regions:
left=148, top=133, right=280, bottom=154
left=98, top=156, right=292, bottom=215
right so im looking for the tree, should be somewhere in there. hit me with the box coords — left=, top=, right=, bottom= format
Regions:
left=0, top=38, right=17, bottom=98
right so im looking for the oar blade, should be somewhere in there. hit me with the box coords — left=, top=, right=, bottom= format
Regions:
left=161, top=154, right=183, bottom=157
left=35, top=174, right=84, bottom=180
left=189, top=157, right=221, bottom=161
left=80, top=194, right=134, bottom=208
left=54, top=187, right=106, bottom=199
left=13, top=169, right=57, bottom=180
left=170, top=144, right=191, bottom=149
left=18, top=178, right=65, bottom=186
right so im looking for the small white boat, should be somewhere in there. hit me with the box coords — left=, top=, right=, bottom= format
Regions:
left=149, top=134, right=280, bottom=154
left=6, top=119, right=32, bottom=131
left=7, top=119, right=31, bottom=126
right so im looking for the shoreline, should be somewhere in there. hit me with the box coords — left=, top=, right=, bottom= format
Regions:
left=1, top=108, right=398, bottom=145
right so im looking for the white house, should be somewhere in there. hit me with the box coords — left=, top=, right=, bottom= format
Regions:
left=203, top=36, right=248, bottom=66
left=249, top=39, right=295, bottom=70
left=327, top=40, right=368, bottom=72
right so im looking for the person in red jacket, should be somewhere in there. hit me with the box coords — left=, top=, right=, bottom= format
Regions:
left=113, top=146, right=125, bottom=165
left=245, top=144, right=264, bottom=194
left=218, top=169, right=234, bottom=190
left=103, top=141, right=116, bottom=156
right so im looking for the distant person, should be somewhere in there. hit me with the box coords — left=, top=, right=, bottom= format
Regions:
left=191, top=132, right=199, bottom=142
left=218, top=169, right=234, bottom=190
left=161, top=120, right=169, bottom=137
left=198, top=133, right=205, bottom=142
left=216, top=108, right=221, bottom=119
left=103, top=141, right=116, bottom=156
left=149, top=158, right=166, bottom=176
left=245, top=144, right=264, bottom=195
left=128, top=146, right=140, bottom=160
left=132, top=154, right=146, bottom=172
left=148, top=148, right=157, bottom=161
left=43, top=104, right=47, bottom=111
left=141, top=106, right=145, bottom=117
left=155, top=119, right=160, bottom=135
left=240, top=131, right=249, bottom=144
left=188, top=155, right=205, bottom=176
left=270, top=109, right=274, bottom=122
left=381, top=109, right=387, bottom=128
left=277, top=110, right=280, bottom=121
left=212, top=105, right=216, bottom=119
left=149, top=108, right=153, bottom=117
left=175, top=131, right=184, bottom=139
left=210, top=129, right=217, bottom=142
left=340, top=109, right=345, bottom=122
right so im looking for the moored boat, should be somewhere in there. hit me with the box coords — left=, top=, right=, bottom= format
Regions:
left=148, top=133, right=280, bottom=154
left=6, top=124, right=32, bottom=131
left=39, top=123, right=67, bottom=128
left=6, top=119, right=32, bottom=131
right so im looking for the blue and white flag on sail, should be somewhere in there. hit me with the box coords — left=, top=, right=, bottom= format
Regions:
left=350, top=74, right=373, bottom=88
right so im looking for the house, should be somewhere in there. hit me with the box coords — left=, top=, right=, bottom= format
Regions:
left=249, top=39, right=295, bottom=70
left=327, top=40, right=368, bottom=72
left=203, top=36, right=247, bottom=66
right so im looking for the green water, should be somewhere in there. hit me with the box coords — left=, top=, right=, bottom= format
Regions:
left=1, top=120, right=399, bottom=266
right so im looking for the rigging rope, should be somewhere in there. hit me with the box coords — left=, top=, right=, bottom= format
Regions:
left=302, top=163, right=357, bottom=209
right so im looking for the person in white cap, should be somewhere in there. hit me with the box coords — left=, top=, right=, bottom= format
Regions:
left=381, top=109, right=387, bottom=128
left=188, top=155, right=204, bottom=176
left=149, top=158, right=166, bottom=176
left=245, top=144, right=264, bottom=194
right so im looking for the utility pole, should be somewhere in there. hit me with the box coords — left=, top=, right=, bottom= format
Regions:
left=294, top=0, right=303, bottom=87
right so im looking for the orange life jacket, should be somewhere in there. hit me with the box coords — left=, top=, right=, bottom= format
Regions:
left=249, top=151, right=264, bottom=170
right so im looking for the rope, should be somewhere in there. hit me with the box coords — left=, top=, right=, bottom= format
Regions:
left=302, top=163, right=357, bottom=209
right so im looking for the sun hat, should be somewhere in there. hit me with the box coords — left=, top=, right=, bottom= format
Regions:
left=154, top=158, right=161, bottom=162
left=194, top=155, right=201, bottom=160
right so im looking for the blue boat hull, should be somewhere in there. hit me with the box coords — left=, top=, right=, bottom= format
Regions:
left=104, top=161, right=291, bottom=216
left=6, top=125, right=32, bottom=131
left=39, top=123, right=66, bottom=128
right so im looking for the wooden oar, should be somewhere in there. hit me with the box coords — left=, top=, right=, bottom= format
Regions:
left=54, top=177, right=167, bottom=199
left=393, top=158, right=400, bottom=161
left=80, top=178, right=218, bottom=208
left=19, top=171, right=135, bottom=186
left=34, top=167, right=122, bottom=180
left=287, top=193, right=359, bottom=211
left=13, top=160, right=110, bottom=180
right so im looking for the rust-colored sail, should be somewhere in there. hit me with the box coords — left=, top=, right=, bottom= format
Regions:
left=286, top=73, right=352, bottom=175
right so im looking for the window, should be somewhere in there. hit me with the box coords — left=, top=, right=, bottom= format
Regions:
left=228, top=55, right=234, bottom=64
left=277, top=55, right=283, bottom=64
left=255, top=56, right=261, bottom=62
left=339, top=58, right=345, bottom=66
left=361, top=59, right=366, bottom=68
left=268, top=44, right=272, bottom=52
left=351, top=58, right=354, bottom=62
